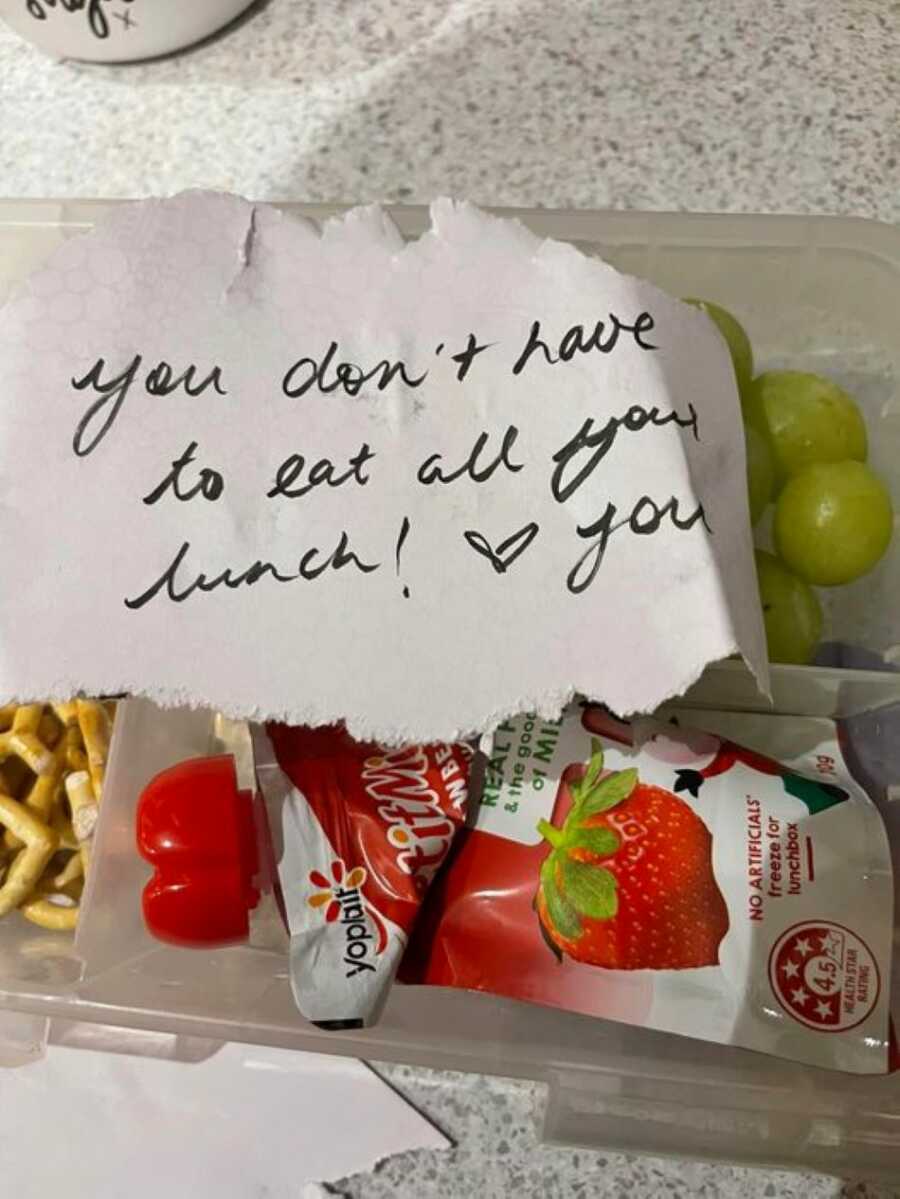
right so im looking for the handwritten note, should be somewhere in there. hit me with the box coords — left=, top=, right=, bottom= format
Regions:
left=0, top=193, right=768, bottom=742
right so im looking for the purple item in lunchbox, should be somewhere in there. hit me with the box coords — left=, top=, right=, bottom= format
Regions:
left=815, top=642, right=900, bottom=803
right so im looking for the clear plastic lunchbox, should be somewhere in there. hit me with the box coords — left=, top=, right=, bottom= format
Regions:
left=1, top=201, right=899, bottom=1179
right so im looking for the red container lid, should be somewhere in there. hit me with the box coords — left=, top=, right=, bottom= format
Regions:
left=136, top=755, right=260, bottom=948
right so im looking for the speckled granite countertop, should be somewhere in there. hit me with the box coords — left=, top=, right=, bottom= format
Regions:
left=338, top=1065, right=900, bottom=1199
left=2, top=2, right=900, bottom=1195
left=2, top=0, right=899, bottom=219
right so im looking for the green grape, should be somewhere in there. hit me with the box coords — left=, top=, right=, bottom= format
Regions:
left=745, top=423, right=775, bottom=524
left=755, top=550, right=823, bottom=665
left=743, top=371, right=867, bottom=485
left=773, top=460, right=893, bottom=586
left=683, top=298, right=753, bottom=399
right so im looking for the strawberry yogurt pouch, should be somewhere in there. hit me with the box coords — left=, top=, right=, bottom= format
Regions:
left=252, top=723, right=472, bottom=1029
left=400, top=704, right=895, bottom=1073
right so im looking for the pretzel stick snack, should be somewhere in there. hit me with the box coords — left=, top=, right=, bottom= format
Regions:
left=20, top=870, right=82, bottom=932
left=0, top=705, right=56, bottom=777
left=4, top=735, right=68, bottom=851
left=64, top=724, right=87, bottom=772
left=52, top=702, right=79, bottom=727
left=53, top=853, right=83, bottom=889
left=66, top=769, right=99, bottom=873
left=20, top=898, right=79, bottom=932
left=0, top=699, right=116, bottom=932
left=0, top=796, right=57, bottom=916
left=76, top=700, right=111, bottom=801
left=51, top=810, right=79, bottom=852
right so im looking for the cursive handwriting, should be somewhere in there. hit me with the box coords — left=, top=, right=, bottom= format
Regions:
left=25, top=0, right=134, bottom=40
left=418, top=426, right=523, bottom=485
left=552, top=405, right=699, bottom=503
left=282, top=341, right=427, bottom=399
left=143, top=441, right=224, bottom=505
left=61, top=301, right=734, bottom=628
left=567, top=496, right=711, bottom=594
left=71, top=354, right=227, bottom=456
left=124, top=534, right=379, bottom=610
left=449, top=333, right=494, bottom=381
left=267, top=444, right=374, bottom=499
left=512, top=312, right=656, bottom=376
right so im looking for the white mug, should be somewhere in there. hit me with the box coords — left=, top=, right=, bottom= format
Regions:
left=0, top=0, right=259, bottom=63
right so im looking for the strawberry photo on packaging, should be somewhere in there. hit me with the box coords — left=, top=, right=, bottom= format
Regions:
left=535, top=744, right=729, bottom=972
left=401, top=704, right=895, bottom=1074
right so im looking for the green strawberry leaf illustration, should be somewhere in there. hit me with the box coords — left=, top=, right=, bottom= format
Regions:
left=559, top=855, right=618, bottom=920
left=569, top=738, right=605, bottom=806
left=540, top=853, right=583, bottom=940
left=575, top=767, right=638, bottom=819
left=566, top=825, right=619, bottom=857
left=578, top=738, right=605, bottom=794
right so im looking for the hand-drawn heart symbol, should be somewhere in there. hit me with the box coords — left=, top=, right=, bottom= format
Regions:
left=464, top=521, right=539, bottom=574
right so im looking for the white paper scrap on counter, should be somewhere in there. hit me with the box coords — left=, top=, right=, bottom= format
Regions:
left=0, top=1042, right=448, bottom=1197
left=0, top=191, right=768, bottom=742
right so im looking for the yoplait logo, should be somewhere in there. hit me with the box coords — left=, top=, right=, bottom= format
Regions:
left=362, top=743, right=469, bottom=890
left=308, top=859, right=388, bottom=978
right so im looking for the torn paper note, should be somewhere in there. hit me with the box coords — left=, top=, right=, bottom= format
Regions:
left=0, top=1042, right=448, bottom=1196
left=0, top=191, right=768, bottom=742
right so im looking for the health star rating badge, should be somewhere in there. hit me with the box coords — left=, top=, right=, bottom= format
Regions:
left=768, top=921, right=880, bottom=1033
